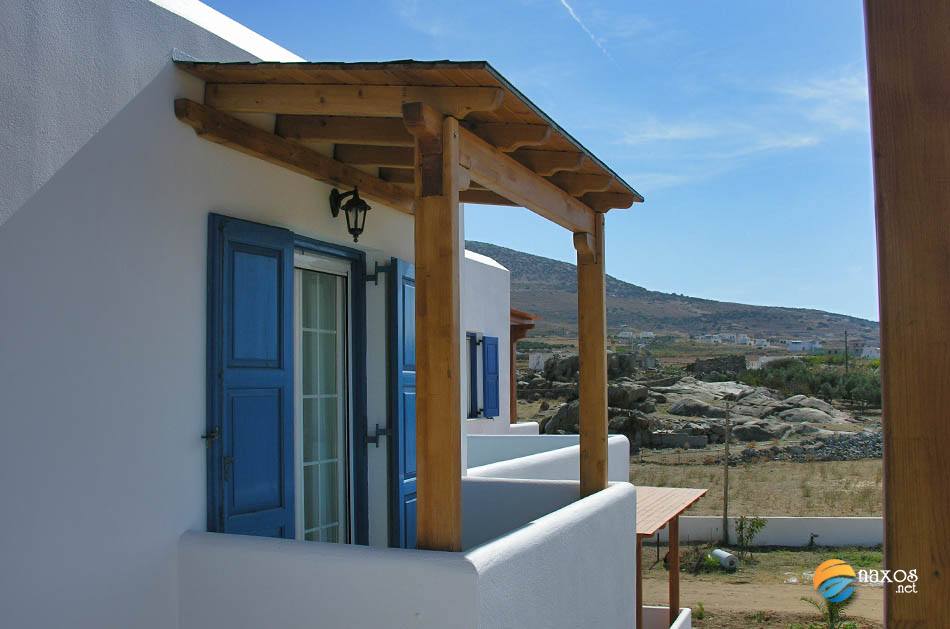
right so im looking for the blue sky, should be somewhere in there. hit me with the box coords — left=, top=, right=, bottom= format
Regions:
left=206, top=0, right=878, bottom=321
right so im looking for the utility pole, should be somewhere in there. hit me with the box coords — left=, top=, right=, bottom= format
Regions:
left=844, top=330, right=850, bottom=374
left=721, top=401, right=732, bottom=546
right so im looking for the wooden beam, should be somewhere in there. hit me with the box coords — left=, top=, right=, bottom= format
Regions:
left=459, top=189, right=516, bottom=205
left=575, top=213, right=607, bottom=496
left=669, top=517, right=680, bottom=626
left=468, top=123, right=552, bottom=151
left=458, top=127, right=594, bottom=233
left=412, top=112, right=463, bottom=552
left=573, top=232, right=596, bottom=263
left=865, top=1, right=950, bottom=623
left=581, top=191, right=638, bottom=212
left=378, top=167, right=414, bottom=184
left=174, top=99, right=413, bottom=214
left=508, top=149, right=585, bottom=176
left=548, top=172, right=612, bottom=196
left=206, top=83, right=504, bottom=118
left=334, top=144, right=414, bottom=168
left=636, top=535, right=644, bottom=629
left=276, top=115, right=413, bottom=146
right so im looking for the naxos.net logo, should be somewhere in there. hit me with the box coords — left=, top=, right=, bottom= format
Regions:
left=813, top=559, right=857, bottom=603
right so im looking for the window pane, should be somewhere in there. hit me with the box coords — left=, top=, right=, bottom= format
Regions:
left=318, top=331, right=337, bottom=394
left=319, top=397, right=338, bottom=460
left=319, top=461, right=339, bottom=526
left=304, top=465, right=319, bottom=530
left=301, top=270, right=320, bottom=329
left=302, top=331, right=317, bottom=396
left=322, top=525, right=339, bottom=543
left=305, top=529, right=320, bottom=542
left=303, top=399, right=317, bottom=462
left=318, top=273, right=337, bottom=330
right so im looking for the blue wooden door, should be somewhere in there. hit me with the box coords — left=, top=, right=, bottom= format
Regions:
left=482, top=336, right=500, bottom=418
left=207, top=214, right=295, bottom=538
left=388, top=258, right=417, bottom=548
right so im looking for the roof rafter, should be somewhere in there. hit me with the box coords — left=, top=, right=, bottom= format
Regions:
left=467, top=122, right=552, bottom=151
left=205, top=83, right=505, bottom=118
left=174, top=99, right=414, bottom=214
left=457, top=125, right=595, bottom=232
left=548, top=172, right=613, bottom=196
left=508, top=149, right=586, bottom=176
left=276, top=115, right=413, bottom=146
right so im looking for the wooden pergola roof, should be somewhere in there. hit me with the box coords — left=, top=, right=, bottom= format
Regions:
left=174, top=60, right=642, bottom=233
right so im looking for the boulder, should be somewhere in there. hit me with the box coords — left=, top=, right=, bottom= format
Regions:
left=544, top=401, right=579, bottom=434
left=608, top=409, right=652, bottom=447
left=783, top=394, right=836, bottom=414
left=777, top=407, right=835, bottom=423
left=732, top=423, right=778, bottom=442
left=607, top=382, right=649, bottom=409
left=668, top=397, right=727, bottom=418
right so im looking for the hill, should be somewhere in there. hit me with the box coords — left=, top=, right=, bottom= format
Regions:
left=465, top=241, right=880, bottom=342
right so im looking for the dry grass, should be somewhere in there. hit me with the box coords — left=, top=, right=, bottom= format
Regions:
left=630, top=458, right=882, bottom=516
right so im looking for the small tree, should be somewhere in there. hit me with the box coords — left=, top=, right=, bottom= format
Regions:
left=734, top=515, right=766, bottom=561
left=800, top=595, right=857, bottom=629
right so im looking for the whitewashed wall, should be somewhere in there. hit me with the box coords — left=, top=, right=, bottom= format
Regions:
left=462, top=250, right=512, bottom=434
left=178, top=482, right=636, bottom=629
left=0, top=2, right=418, bottom=627
left=469, top=483, right=637, bottom=629
left=655, top=516, right=883, bottom=548
left=467, top=435, right=631, bottom=482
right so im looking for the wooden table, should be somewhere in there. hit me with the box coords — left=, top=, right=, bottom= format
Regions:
left=635, top=486, right=707, bottom=628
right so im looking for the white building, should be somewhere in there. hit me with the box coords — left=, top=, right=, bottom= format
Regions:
left=754, top=338, right=770, bottom=348
left=862, top=346, right=881, bottom=359
left=719, top=332, right=737, bottom=344
left=737, top=334, right=751, bottom=345
left=0, top=2, right=697, bottom=628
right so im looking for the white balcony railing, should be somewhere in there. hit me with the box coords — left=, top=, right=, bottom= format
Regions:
left=178, top=480, right=636, bottom=629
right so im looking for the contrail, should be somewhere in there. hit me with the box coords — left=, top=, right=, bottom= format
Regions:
left=558, top=0, right=614, bottom=62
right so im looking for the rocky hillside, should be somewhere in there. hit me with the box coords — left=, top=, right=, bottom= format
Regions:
left=466, top=241, right=879, bottom=341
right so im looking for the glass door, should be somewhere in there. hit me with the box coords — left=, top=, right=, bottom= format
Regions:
left=294, top=260, right=349, bottom=543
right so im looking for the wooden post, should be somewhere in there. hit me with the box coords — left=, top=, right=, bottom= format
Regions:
left=405, top=103, right=463, bottom=551
left=635, top=534, right=643, bottom=629
left=668, top=516, right=680, bottom=626
left=574, top=217, right=608, bottom=497
left=865, top=1, right=950, bottom=621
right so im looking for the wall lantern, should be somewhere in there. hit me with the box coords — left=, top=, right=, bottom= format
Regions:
left=329, top=187, right=371, bottom=242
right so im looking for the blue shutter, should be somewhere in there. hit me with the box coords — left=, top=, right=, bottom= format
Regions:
left=388, top=259, right=417, bottom=548
left=207, top=214, right=295, bottom=539
left=482, top=336, right=500, bottom=418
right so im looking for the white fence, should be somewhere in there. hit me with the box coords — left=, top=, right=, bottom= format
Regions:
left=654, top=516, right=882, bottom=547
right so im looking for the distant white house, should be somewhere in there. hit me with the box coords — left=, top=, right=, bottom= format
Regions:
left=719, top=332, right=737, bottom=344
left=737, top=333, right=751, bottom=345
left=639, top=331, right=656, bottom=340
left=862, top=346, right=881, bottom=359
left=754, top=338, right=771, bottom=348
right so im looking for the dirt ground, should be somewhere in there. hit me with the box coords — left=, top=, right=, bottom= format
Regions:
left=641, top=545, right=884, bottom=627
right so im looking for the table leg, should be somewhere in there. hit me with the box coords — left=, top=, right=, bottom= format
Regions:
left=669, top=516, right=680, bottom=626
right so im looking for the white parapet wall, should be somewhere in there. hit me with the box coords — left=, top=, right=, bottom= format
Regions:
left=507, top=421, right=541, bottom=435
left=467, top=434, right=630, bottom=482
left=655, top=516, right=883, bottom=547
left=179, top=480, right=637, bottom=629
left=643, top=606, right=693, bottom=629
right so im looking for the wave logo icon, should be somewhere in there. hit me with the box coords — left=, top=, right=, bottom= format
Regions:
left=814, top=559, right=857, bottom=603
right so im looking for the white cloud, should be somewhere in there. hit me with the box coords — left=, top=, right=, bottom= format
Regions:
left=392, top=0, right=449, bottom=38
left=777, top=70, right=869, bottom=131
left=557, top=0, right=614, bottom=62
left=619, top=118, right=721, bottom=145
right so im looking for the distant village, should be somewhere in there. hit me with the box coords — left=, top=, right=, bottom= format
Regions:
left=523, top=326, right=881, bottom=373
